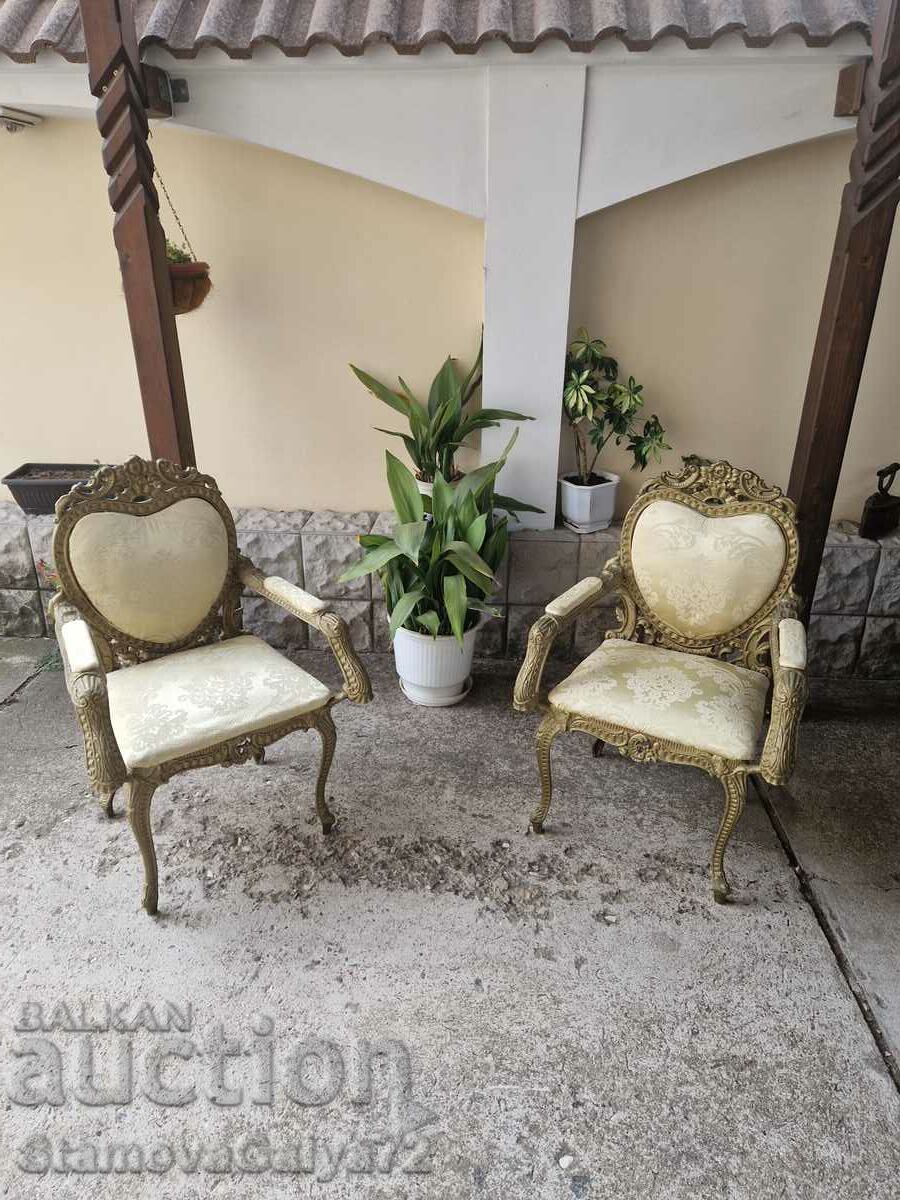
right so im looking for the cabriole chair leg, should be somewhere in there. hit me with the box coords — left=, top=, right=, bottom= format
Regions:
left=126, top=779, right=159, bottom=916
left=711, top=771, right=747, bottom=904
left=100, top=790, right=119, bottom=819
left=532, top=715, right=563, bottom=833
left=314, top=710, right=337, bottom=835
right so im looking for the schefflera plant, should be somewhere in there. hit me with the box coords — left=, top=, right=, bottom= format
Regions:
left=340, top=443, right=519, bottom=644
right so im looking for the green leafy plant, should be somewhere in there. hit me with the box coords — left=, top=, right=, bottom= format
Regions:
left=350, top=337, right=534, bottom=484
left=165, top=238, right=193, bottom=265
left=340, top=436, right=522, bottom=645
left=562, top=327, right=669, bottom=485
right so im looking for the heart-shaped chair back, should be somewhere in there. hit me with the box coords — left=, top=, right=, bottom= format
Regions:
left=53, top=458, right=237, bottom=657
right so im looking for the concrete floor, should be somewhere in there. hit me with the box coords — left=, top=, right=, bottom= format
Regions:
left=1, top=639, right=898, bottom=1199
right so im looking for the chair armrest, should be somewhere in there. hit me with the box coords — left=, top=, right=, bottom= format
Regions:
left=513, top=555, right=621, bottom=713
left=759, top=606, right=808, bottom=786
left=53, top=599, right=127, bottom=794
left=239, top=558, right=373, bottom=705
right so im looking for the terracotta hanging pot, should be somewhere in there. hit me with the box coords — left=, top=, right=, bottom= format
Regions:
left=168, top=261, right=211, bottom=315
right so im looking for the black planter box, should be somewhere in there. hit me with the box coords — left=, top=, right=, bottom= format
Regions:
left=2, top=463, right=100, bottom=516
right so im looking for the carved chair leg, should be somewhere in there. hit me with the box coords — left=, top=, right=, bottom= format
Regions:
left=100, top=790, right=119, bottom=819
left=126, top=779, right=159, bottom=916
left=313, top=710, right=337, bottom=835
left=253, top=747, right=266, bottom=765
left=711, top=771, right=747, bottom=904
left=532, top=715, right=563, bottom=833
left=592, top=738, right=605, bottom=758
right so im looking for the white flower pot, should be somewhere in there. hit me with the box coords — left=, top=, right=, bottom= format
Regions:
left=393, top=622, right=481, bottom=706
left=559, top=472, right=620, bottom=534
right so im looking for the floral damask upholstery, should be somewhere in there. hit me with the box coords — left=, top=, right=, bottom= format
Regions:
left=67, top=498, right=230, bottom=643
left=107, top=635, right=332, bottom=770
left=630, top=500, right=786, bottom=638
left=513, top=460, right=809, bottom=905
left=51, top=457, right=372, bottom=916
left=548, top=640, right=768, bottom=761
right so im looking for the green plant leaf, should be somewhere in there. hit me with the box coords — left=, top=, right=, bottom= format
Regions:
left=388, top=587, right=425, bottom=639
left=492, top=493, right=544, bottom=516
left=431, top=471, right=454, bottom=524
left=385, top=451, right=425, bottom=525
left=443, top=573, right=467, bottom=645
left=464, top=512, right=487, bottom=553
left=339, top=540, right=404, bottom=582
left=358, top=533, right=392, bottom=549
left=393, top=520, right=427, bottom=564
left=444, top=541, right=495, bottom=591
left=427, top=357, right=460, bottom=418
left=482, top=521, right=509, bottom=570
left=461, top=332, right=483, bottom=405
left=415, top=610, right=441, bottom=637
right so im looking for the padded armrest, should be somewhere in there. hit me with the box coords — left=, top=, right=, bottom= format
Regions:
left=546, top=576, right=606, bottom=621
left=514, top=555, right=621, bottom=714
left=239, top=559, right=329, bottom=624
left=58, top=614, right=103, bottom=678
left=239, top=557, right=372, bottom=705
left=778, top=617, right=807, bottom=671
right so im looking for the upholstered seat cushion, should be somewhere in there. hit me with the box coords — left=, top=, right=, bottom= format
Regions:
left=548, top=639, right=768, bottom=761
left=107, top=635, right=332, bottom=770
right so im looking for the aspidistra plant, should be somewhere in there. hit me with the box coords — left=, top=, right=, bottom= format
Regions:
left=350, top=336, right=535, bottom=484
left=340, top=437, right=522, bottom=645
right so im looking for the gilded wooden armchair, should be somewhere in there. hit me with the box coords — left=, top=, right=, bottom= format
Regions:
left=50, top=457, right=372, bottom=915
left=513, top=461, right=808, bottom=903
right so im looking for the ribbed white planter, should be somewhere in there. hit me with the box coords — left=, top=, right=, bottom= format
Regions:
left=559, top=472, right=619, bottom=533
left=393, top=622, right=481, bottom=706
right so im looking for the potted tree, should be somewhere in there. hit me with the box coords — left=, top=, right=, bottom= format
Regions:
left=341, top=439, right=519, bottom=706
left=560, top=328, right=669, bottom=532
left=350, top=336, right=537, bottom=501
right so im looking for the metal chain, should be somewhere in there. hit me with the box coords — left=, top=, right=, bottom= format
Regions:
left=149, top=130, right=198, bottom=261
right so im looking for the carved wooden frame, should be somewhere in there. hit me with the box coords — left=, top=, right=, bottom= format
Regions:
left=52, top=457, right=372, bottom=916
left=513, top=460, right=808, bottom=904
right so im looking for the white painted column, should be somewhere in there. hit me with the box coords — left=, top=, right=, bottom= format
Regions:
left=481, top=65, right=586, bottom=528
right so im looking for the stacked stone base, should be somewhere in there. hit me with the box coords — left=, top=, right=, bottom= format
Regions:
left=2, top=503, right=897, bottom=677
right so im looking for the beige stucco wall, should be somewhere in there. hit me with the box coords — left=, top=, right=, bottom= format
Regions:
left=568, top=132, right=900, bottom=521
left=2, top=120, right=897, bottom=521
left=0, top=119, right=484, bottom=510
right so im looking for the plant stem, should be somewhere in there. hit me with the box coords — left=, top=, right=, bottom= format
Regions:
left=587, top=434, right=609, bottom=480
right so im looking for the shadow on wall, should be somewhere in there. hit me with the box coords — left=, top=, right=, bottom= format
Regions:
left=565, top=131, right=899, bottom=522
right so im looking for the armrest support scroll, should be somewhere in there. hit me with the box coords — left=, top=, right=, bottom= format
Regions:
left=759, top=602, right=808, bottom=786
left=53, top=599, right=127, bottom=793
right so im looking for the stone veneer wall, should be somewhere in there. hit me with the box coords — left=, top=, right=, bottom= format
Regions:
left=1, top=503, right=897, bottom=677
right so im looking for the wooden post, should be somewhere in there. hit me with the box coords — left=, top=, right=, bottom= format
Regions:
left=788, top=0, right=899, bottom=607
left=78, top=0, right=195, bottom=467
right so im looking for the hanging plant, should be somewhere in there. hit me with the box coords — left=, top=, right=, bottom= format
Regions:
left=154, top=149, right=211, bottom=316
left=165, top=239, right=211, bottom=316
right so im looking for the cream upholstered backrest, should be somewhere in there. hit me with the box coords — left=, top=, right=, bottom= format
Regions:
left=54, top=458, right=238, bottom=659
left=629, top=500, right=786, bottom=639
left=619, top=462, right=799, bottom=650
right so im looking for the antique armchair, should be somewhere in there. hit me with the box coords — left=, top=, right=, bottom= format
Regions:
left=50, top=457, right=372, bottom=916
left=513, top=461, right=808, bottom=903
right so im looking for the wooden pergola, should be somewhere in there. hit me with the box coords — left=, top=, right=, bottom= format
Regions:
left=78, top=0, right=899, bottom=609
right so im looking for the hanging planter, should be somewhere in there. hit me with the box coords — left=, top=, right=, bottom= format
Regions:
left=166, top=245, right=211, bottom=315
left=156, top=148, right=211, bottom=316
